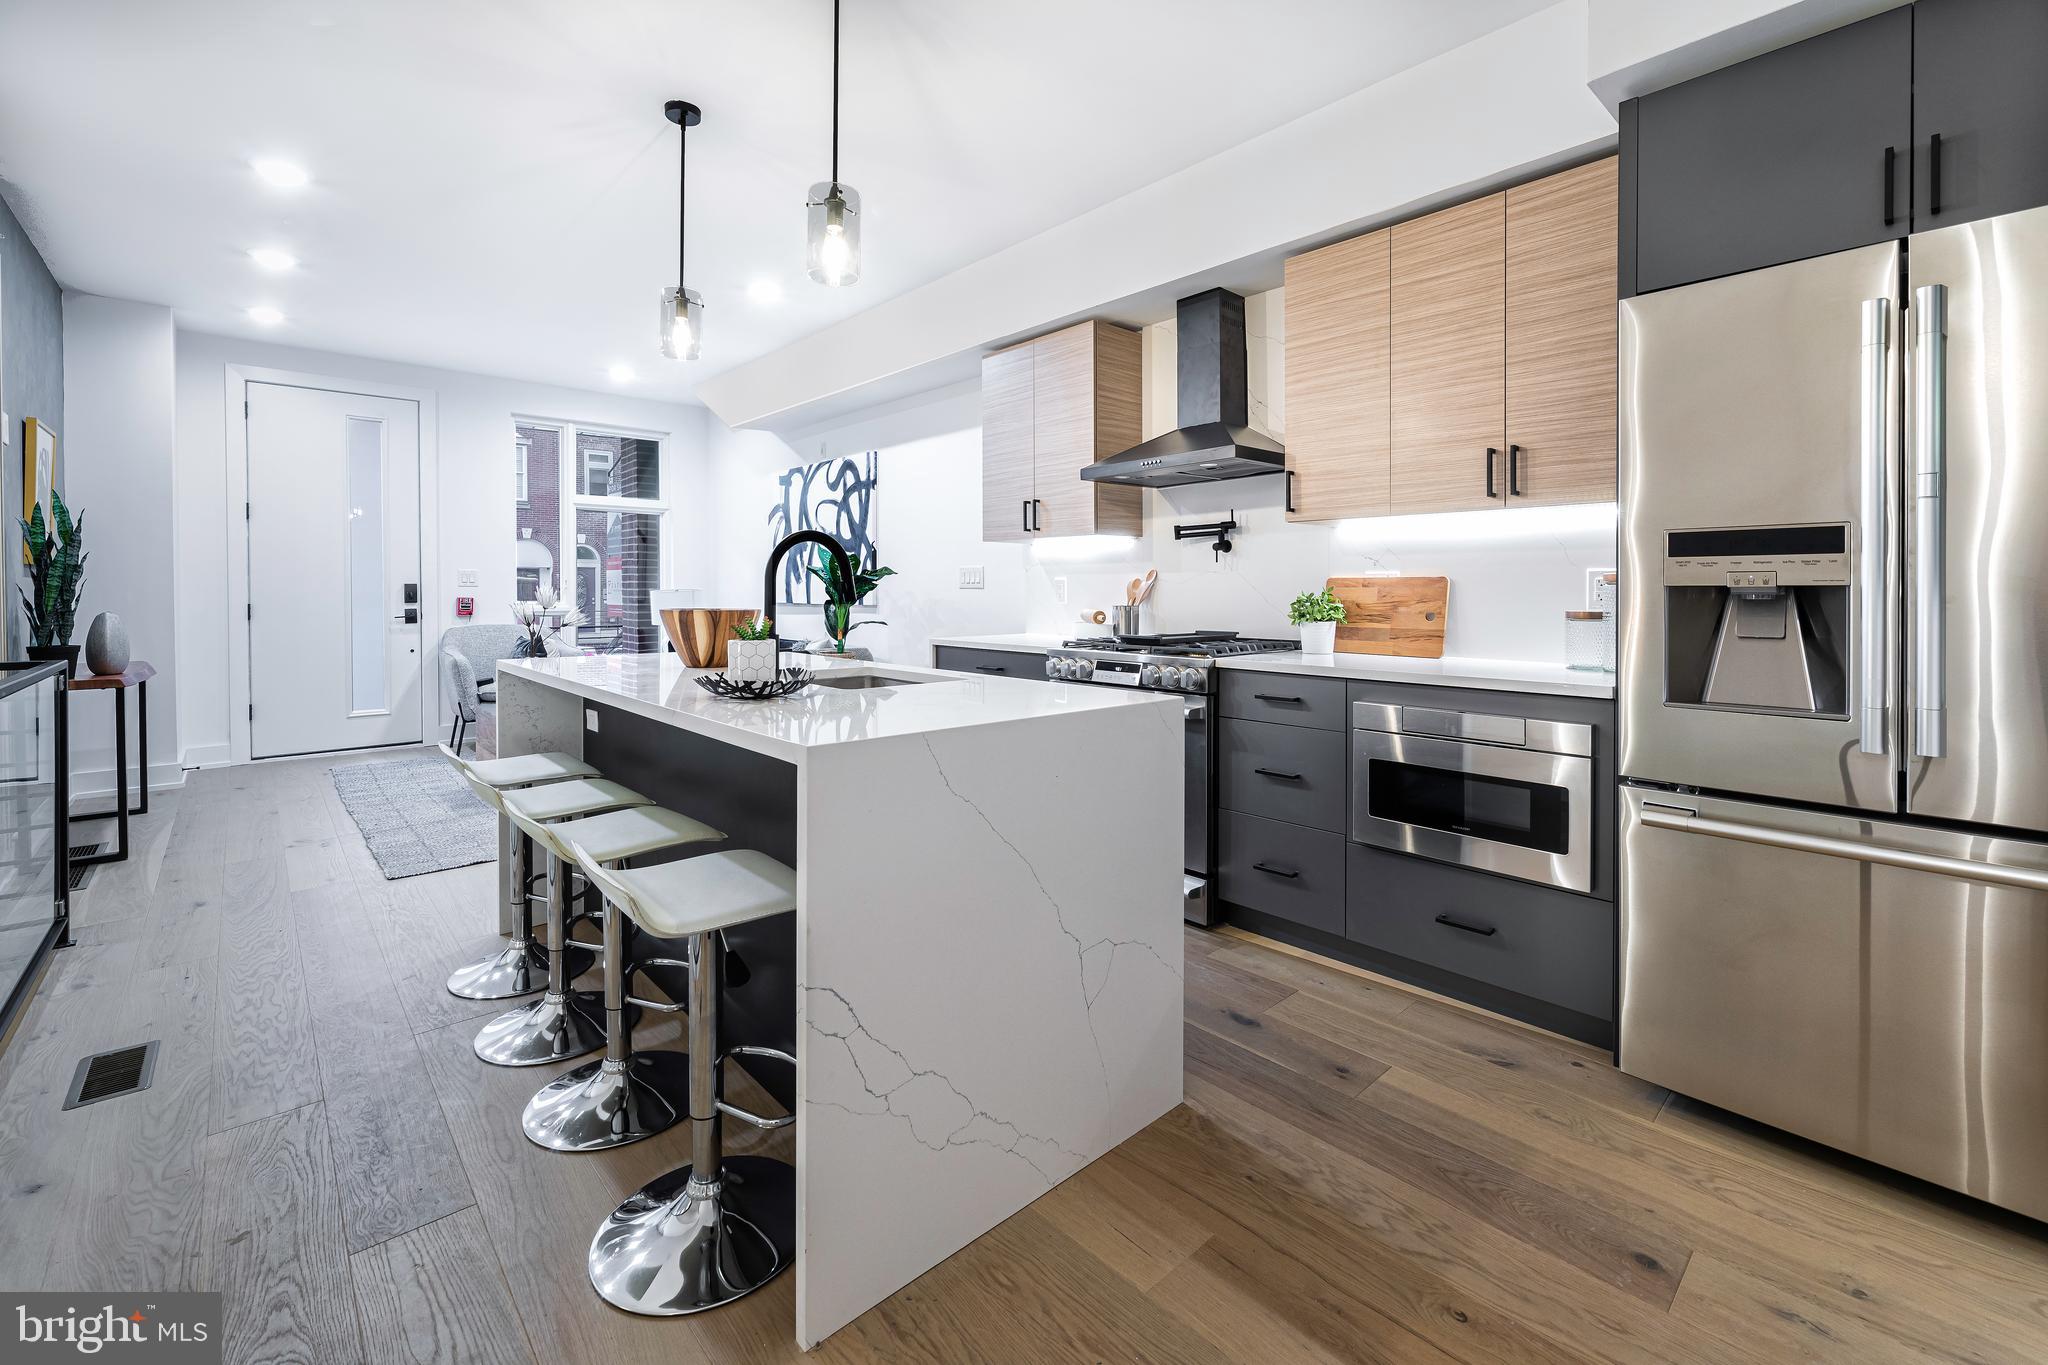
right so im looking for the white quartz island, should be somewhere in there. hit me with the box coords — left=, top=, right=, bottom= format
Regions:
left=493, top=652, right=1185, bottom=1348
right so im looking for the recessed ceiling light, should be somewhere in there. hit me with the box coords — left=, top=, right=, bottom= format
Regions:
left=250, top=158, right=309, bottom=189
left=247, top=247, right=297, bottom=271
left=247, top=305, right=284, bottom=326
left=746, top=278, right=785, bottom=306
left=607, top=363, right=636, bottom=384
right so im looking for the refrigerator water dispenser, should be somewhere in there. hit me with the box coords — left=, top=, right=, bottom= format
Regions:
left=1661, top=525, right=1850, bottom=717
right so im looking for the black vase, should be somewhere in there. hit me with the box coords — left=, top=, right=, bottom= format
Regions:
left=512, top=635, right=540, bottom=658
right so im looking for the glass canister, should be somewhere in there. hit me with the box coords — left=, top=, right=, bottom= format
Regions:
left=1565, top=610, right=1612, bottom=672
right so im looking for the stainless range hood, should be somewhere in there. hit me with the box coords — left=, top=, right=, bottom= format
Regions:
left=1083, top=288, right=1285, bottom=487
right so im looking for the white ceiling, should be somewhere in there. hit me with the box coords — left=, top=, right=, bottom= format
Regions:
left=0, top=0, right=1554, bottom=405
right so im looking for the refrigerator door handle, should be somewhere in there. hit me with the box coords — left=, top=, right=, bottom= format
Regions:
left=1858, top=297, right=1889, bottom=756
left=1638, top=805, right=2048, bottom=893
left=1912, top=284, right=1948, bottom=759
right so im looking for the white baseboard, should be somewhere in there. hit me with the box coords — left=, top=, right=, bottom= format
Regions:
left=180, top=743, right=232, bottom=770
left=69, top=761, right=188, bottom=803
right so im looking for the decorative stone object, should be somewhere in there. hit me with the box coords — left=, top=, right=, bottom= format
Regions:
left=84, top=611, right=130, bottom=676
left=725, top=638, right=780, bottom=684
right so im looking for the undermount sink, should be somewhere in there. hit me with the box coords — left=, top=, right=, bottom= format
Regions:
left=807, top=673, right=931, bottom=691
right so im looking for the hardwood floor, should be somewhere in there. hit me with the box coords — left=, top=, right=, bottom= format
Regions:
left=3, top=750, right=2045, bottom=1362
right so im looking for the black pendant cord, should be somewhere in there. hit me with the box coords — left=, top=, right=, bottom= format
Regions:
left=830, top=0, right=840, bottom=185
left=678, top=114, right=687, bottom=286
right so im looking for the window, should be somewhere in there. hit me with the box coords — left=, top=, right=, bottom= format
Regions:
left=512, top=420, right=668, bottom=649
left=514, top=439, right=530, bottom=505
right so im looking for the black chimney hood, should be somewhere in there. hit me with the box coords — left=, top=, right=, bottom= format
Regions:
left=1083, top=288, right=1284, bottom=487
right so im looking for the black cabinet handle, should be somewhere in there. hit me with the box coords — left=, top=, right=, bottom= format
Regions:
left=1252, top=693, right=1304, bottom=704
left=1032, top=498, right=1043, bottom=532
left=1507, top=444, right=1524, bottom=497
left=1253, top=767, right=1304, bottom=781
left=972, top=665, right=1007, bottom=674
left=1252, top=862, right=1300, bottom=879
left=1022, top=500, right=1030, bottom=533
left=1434, top=914, right=1497, bottom=937
left=1928, top=133, right=1944, bottom=217
left=1883, top=145, right=1896, bottom=227
left=1284, top=468, right=1297, bottom=515
left=1484, top=447, right=1498, bottom=498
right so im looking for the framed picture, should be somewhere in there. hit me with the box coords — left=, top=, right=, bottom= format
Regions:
left=21, top=416, right=56, bottom=561
left=767, top=451, right=880, bottom=605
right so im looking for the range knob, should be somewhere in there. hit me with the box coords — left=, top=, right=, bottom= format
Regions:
left=1138, top=664, right=1163, bottom=688
left=1179, top=667, right=1206, bottom=692
left=1073, top=658, right=1094, bottom=680
left=1044, top=656, right=1064, bottom=679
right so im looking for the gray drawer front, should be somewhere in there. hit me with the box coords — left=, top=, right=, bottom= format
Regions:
left=1220, top=671, right=1346, bottom=730
left=1219, top=812, right=1345, bottom=935
left=932, top=646, right=1043, bottom=680
left=1220, top=719, right=1345, bottom=832
left=1346, top=843, right=1613, bottom=1021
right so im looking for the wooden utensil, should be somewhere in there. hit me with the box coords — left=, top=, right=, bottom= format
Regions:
left=1324, top=577, right=1449, bottom=658
left=1135, top=569, right=1158, bottom=604
left=1126, top=577, right=1143, bottom=605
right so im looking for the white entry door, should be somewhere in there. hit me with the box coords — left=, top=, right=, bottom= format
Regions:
left=246, top=382, right=423, bottom=758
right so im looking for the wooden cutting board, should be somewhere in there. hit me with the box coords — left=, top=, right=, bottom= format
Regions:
left=1325, top=576, right=1449, bottom=658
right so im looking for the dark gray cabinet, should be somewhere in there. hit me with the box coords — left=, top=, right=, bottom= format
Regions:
left=1914, top=0, right=2048, bottom=231
left=1219, top=719, right=1346, bottom=833
left=1217, top=671, right=1347, bottom=731
left=1217, top=811, right=1346, bottom=936
left=931, top=645, right=1041, bottom=679
left=1628, top=5, right=1911, bottom=295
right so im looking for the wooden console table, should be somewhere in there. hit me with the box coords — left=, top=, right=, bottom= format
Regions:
left=70, top=661, right=154, bottom=867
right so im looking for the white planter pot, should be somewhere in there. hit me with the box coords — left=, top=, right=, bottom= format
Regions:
left=727, top=638, right=780, bottom=684
left=1299, top=621, right=1338, bottom=655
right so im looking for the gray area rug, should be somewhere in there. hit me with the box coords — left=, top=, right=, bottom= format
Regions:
left=329, top=755, right=494, bottom=879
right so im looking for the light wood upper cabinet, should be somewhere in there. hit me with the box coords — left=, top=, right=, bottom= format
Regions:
left=980, top=319, right=1142, bottom=543
left=1282, top=229, right=1390, bottom=522
left=1283, top=157, right=1617, bottom=522
left=1391, top=193, right=1508, bottom=515
left=1505, top=157, right=1618, bottom=507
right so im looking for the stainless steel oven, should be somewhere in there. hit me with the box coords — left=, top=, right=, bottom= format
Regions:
left=1350, top=702, right=1594, bottom=894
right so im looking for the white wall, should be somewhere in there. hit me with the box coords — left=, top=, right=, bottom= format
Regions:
left=707, top=384, right=1028, bottom=665
left=62, top=292, right=180, bottom=796
left=173, top=330, right=710, bottom=769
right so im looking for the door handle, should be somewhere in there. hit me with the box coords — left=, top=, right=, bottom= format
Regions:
left=1507, top=444, right=1524, bottom=497
left=1253, top=767, right=1304, bottom=781
left=1912, top=284, right=1947, bottom=759
left=1484, top=447, right=1498, bottom=498
left=1251, top=862, right=1300, bottom=879
left=393, top=608, right=419, bottom=625
left=1434, top=914, right=1497, bottom=937
left=1857, top=297, right=1889, bottom=756
left=1638, top=805, right=2048, bottom=893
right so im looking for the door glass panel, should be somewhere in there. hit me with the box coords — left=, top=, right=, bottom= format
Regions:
left=1369, top=759, right=1571, bottom=853
left=345, top=416, right=387, bottom=713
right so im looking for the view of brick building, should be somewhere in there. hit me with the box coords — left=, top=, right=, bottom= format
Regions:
left=514, top=422, right=662, bottom=651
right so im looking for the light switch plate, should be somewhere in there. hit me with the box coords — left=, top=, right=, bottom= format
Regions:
left=957, top=566, right=984, bottom=590
left=585, top=709, right=600, bottom=733
left=1053, top=577, right=1068, bottom=605
left=457, top=569, right=478, bottom=589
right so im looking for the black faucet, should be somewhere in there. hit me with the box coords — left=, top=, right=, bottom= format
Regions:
left=763, top=530, right=855, bottom=639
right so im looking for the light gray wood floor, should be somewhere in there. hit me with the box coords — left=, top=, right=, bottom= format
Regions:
left=2, top=749, right=2045, bottom=1363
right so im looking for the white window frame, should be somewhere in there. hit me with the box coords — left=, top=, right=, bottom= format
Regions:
left=512, top=417, right=671, bottom=646
left=514, top=437, right=530, bottom=505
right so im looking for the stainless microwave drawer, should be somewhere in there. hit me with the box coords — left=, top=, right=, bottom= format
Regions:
left=1220, top=719, right=1346, bottom=832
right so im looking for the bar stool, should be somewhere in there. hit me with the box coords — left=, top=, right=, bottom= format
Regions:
left=577, top=848, right=799, bottom=1316
left=519, top=804, right=725, bottom=1152
left=438, top=745, right=599, bottom=1000
left=467, top=775, right=655, bottom=1067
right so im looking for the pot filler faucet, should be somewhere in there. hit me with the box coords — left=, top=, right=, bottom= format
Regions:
left=763, top=530, right=855, bottom=632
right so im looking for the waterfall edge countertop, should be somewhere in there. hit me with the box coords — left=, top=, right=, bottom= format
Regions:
left=498, top=649, right=1181, bottom=764
left=491, top=651, right=1185, bottom=1349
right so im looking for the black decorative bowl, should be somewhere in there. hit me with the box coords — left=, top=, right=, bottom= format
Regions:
left=694, top=667, right=814, bottom=701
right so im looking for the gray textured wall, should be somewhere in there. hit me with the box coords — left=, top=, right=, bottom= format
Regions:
left=0, top=187, right=65, bottom=656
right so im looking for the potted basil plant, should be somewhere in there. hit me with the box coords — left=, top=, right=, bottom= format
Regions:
left=1288, top=587, right=1347, bottom=655
left=727, top=614, right=780, bottom=683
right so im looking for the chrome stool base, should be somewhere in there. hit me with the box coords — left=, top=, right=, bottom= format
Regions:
left=522, top=1051, right=691, bottom=1152
left=473, top=990, right=622, bottom=1067
left=445, top=939, right=594, bottom=1001
left=587, top=1156, right=796, bottom=1316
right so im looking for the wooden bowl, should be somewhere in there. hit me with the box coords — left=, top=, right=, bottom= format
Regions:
left=660, top=608, right=758, bottom=668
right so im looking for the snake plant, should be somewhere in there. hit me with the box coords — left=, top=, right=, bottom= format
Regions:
left=19, top=491, right=86, bottom=649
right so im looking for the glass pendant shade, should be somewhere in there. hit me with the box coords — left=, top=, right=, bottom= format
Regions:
left=659, top=285, right=703, bottom=361
left=806, top=182, right=862, bottom=286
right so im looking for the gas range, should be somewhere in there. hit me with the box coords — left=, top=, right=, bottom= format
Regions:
left=1045, top=632, right=1301, bottom=692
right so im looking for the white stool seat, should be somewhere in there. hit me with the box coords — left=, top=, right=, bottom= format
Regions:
left=573, top=848, right=796, bottom=939
left=461, top=750, right=598, bottom=789
left=536, top=805, right=723, bottom=866
left=504, top=778, right=651, bottom=826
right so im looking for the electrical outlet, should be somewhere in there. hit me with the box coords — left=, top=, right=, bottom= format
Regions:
left=1053, top=576, right=1068, bottom=605
left=585, top=708, right=600, bottom=733
left=457, top=569, right=478, bottom=589
left=958, top=565, right=985, bottom=590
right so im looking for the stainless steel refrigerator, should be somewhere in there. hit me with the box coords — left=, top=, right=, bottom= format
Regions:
left=1617, top=203, right=2048, bottom=1222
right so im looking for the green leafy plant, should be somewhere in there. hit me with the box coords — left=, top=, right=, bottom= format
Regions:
left=19, top=491, right=87, bottom=649
left=730, top=614, right=777, bottom=641
left=1287, top=588, right=1347, bottom=626
left=808, top=547, right=897, bottom=652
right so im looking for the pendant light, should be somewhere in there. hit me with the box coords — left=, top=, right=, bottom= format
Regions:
left=805, top=0, right=861, bottom=286
left=659, top=99, right=704, bottom=360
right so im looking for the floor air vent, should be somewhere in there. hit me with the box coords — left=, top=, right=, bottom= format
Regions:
left=63, top=1040, right=159, bottom=1110
left=66, top=844, right=99, bottom=893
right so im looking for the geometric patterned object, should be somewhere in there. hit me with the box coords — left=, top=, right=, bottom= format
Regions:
left=330, top=755, right=496, bottom=879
